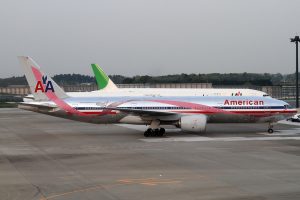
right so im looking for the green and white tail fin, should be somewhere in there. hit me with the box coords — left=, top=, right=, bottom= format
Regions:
left=18, top=56, right=69, bottom=101
left=91, top=64, right=118, bottom=91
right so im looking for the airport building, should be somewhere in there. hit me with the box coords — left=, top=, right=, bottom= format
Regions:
left=281, top=84, right=298, bottom=99
left=261, top=86, right=282, bottom=99
left=0, top=83, right=298, bottom=100
left=0, top=85, right=31, bottom=95
left=61, top=84, right=98, bottom=92
left=117, top=83, right=213, bottom=88
left=0, top=83, right=213, bottom=95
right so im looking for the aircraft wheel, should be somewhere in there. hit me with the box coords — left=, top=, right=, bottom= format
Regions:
left=158, top=128, right=165, bottom=137
left=144, top=128, right=152, bottom=137
left=144, top=131, right=150, bottom=137
left=267, top=128, right=274, bottom=134
left=154, top=129, right=160, bottom=137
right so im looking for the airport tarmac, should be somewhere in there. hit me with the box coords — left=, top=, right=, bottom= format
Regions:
left=0, top=108, right=300, bottom=200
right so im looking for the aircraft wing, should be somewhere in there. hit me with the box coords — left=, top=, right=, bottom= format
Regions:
left=104, top=107, right=178, bottom=117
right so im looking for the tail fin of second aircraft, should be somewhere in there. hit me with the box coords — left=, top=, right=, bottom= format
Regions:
left=91, top=64, right=118, bottom=91
left=18, top=56, right=69, bottom=101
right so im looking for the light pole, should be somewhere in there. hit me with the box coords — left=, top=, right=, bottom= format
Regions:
left=291, top=36, right=300, bottom=108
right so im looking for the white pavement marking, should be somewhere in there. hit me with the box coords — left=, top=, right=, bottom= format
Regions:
left=118, top=122, right=300, bottom=142
left=278, top=120, right=300, bottom=126
left=120, top=124, right=300, bottom=135
left=258, top=128, right=300, bottom=136
left=140, top=136, right=300, bottom=142
left=120, top=122, right=300, bottom=135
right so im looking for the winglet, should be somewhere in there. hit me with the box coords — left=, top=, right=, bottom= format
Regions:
left=91, top=64, right=118, bottom=91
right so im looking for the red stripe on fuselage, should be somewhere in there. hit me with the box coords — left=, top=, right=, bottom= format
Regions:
left=148, top=100, right=296, bottom=117
left=80, top=111, right=117, bottom=115
left=174, top=109, right=296, bottom=116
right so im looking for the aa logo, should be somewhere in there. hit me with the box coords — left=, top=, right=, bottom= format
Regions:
left=34, top=76, right=55, bottom=93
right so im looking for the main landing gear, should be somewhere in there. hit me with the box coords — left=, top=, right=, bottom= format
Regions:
left=144, top=120, right=165, bottom=137
left=267, top=123, right=274, bottom=134
left=144, top=128, right=165, bottom=137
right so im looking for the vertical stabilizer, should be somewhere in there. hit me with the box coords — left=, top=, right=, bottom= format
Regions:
left=91, top=64, right=118, bottom=91
left=18, top=56, right=69, bottom=101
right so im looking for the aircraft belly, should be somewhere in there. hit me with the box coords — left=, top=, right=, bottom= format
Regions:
left=208, top=113, right=261, bottom=123
left=119, top=115, right=148, bottom=125
left=208, top=113, right=252, bottom=123
left=74, top=113, right=125, bottom=124
left=207, top=113, right=287, bottom=123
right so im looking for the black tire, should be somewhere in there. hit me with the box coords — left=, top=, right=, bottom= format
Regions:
left=144, top=128, right=152, bottom=137
left=153, top=129, right=160, bottom=137
left=144, top=131, right=150, bottom=137
left=267, top=128, right=274, bottom=134
left=160, top=128, right=165, bottom=134
left=157, top=128, right=165, bottom=137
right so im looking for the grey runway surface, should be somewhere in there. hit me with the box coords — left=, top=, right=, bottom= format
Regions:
left=0, top=108, right=300, bottom=200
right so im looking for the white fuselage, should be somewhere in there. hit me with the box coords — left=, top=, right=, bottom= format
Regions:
left=20, top=95, right=295, bottom=126
left=23, top=88, right=268, bottom=102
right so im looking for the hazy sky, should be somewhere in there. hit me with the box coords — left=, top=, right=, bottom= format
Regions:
left=0, top=0, right=300, bottom=78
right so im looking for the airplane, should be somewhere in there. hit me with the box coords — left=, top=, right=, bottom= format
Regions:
left=89, top=63, right=270, bottom=97
left=18, top=56, right=297, bottom=137
left=23, top=63, right=269, bottom=102
left=23, top=62, right=270, bottom=102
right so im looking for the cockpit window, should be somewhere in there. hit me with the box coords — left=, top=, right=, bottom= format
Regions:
left=284, top=104, right=292, bottom=109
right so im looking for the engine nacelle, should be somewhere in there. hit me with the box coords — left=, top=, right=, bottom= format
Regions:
left=179, top=115, right=207, bottom=132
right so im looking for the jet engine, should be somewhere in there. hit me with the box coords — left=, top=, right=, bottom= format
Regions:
left=179, top=115, right=207, bottom=132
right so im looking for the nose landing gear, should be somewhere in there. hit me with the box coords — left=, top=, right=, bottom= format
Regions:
left=267, top=123, right=274, bottom=134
